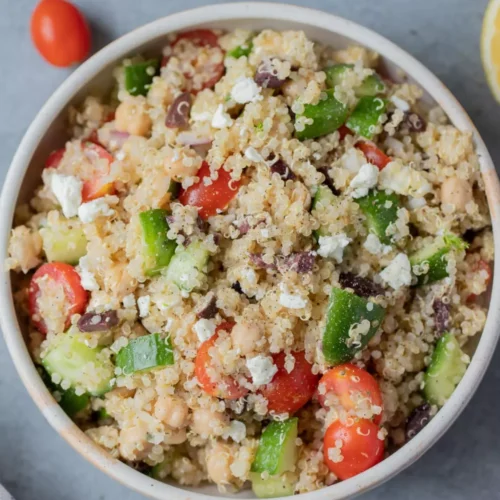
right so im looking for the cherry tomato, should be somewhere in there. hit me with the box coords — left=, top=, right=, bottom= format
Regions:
left=166, top=29, right=224, bottom=93
left=179, top=161, right=240, bottom=220
left=356, top=141, right=391, bottom=170
left=45, top=148, right=65, bottom=169
left=338, top=125, right=353, bottom=141
left=318, top=364, right=383, bottom=425
left=195, top=322, right=248, bottom=400
left=467, top=259, right=493, bottom=303
left=31, top=0, right=91, bottom=67
left=323, top=419, right=384, bottom=480
left=260, top=351, right=319, bottom=414
left=29, top=262, right=88, bottom=335
left=80, top=142, right=115, bottom=202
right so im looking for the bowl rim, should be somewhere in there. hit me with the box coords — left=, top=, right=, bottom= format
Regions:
left=1, top=3, right=499, bottom=500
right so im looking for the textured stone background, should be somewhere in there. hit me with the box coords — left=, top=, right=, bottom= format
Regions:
left=0, top=0, right=499, bottom=499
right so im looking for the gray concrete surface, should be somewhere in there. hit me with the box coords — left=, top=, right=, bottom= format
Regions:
left=0, top=0, right=499, bottom=499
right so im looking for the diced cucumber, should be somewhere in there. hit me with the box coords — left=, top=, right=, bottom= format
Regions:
left=322, top=288, right=385, bottom=365
left=165, top=240, right=210, bottom=292
left=251, top=418, right=298, bottom=476
left=40, top=223, right=87, bottom=265
left=59, top=388, right=90, bottom=417
left=356, top=189, right=400, bottom=245
left=227, top=38, right=254, bottom=59
left=324, top=64, right=386, bottom=97
left=115, top=333, right=174, bottom=375
left=409, top=234, right=467, bottom=286
left=346, top=96, right=387, bottom=139
left=96, top=406, right=110, bottom=420
left=42, top=333, right=115, bottom=396
left=139, top=209, right=177, bottom=277
left=168, top=180, right=180, bottom=200
left=312, top=185, right=337, bottom=239
left=423, top=333, right=468, bottom=406
left=124, top=59, right=160, bottom=96
left=295, top=89, right=349, bottom=140
left=251, top=472, right=296, bottom=498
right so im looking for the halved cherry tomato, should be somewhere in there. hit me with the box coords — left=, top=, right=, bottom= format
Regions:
left=356, top=141, right=391, bottom=170
left=260, top=351, right=319, bottom=414
left=165, top=29, right=224, bottom=92
left=179, top=161, right=240, bottom=220
left=195, top=322, right=248, bottom=400
left=467, top=259, right=493, bottom=303
left=29, top=262, right=88, bottom=335
left=338, top=125, right=353, bottom=141
left=81, top=142, right=115, bottom=202
left=45, top=148, right=65, bottom=169
left=31, top=0, right=91, bottom=67
left=323, top=419, right=384, bottom=480
left=318, top=364, right=383, bottom=425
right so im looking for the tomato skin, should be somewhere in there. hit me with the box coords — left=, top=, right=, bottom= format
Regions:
left=356, top=141, right=391, bottom=170
left=260, top=351, right=319, bottom=414
left=338, top=125, right=353, bottom=141
left=29, top=262, right=88, bottom=335
left=467, top=259, right=493, bottom=303
left=318, top=364, right=383, bottom=425
left=195, top=322, right=248, bottom=400
left=179, top=162, right=240, bottom=220
left=323, top=419, right=384, bottom=480
left=81, top=142, right=115, bottom=202
left=31, top=0, right=91, bottom=67
left=45, top=148, right=65, bottom=169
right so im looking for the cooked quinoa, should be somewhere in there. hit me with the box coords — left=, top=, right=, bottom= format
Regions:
left=7, top=28, right=493, bottom=495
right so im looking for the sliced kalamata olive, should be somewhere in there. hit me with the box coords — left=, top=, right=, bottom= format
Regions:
left=165, top=92, right=192, bottom=128
left=196, top=216, right=209, bottom=233
left=339, top=272, right=385, bottom=298
left=278, top=252, right=315, bottom=273
left=405, top=112, right=426, bottom=132
left=317, top=167, right=340, bottom=195
left=249, top=253, right=277, bottom=271
left=77, top=310, right=119, bottom=332
left=433, top=299, right=450, bottom=336
left=231, top=281, right=243, bottom=294
left=269, top=157, right=296, bottom=181
left=254, top=60, right=286, bottom=89
left=196, top=292, right=218, bottom=319
left=405, top=403, right=432, bottom=441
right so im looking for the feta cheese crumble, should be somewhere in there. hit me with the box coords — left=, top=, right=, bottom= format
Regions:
left=193, top=318, right=217, bottom=343
left=247, top=355, right=278, bottom=386
left=211, top=104, right=233, bottom=128
left=78, top=196, right=118, bottom=223
left=244, top=147, right=266, bottom=163
left=317, top=234, right=352, bottom=262
left=78, top=256, right=99, bottom=291
left=50, top=173, right=83, bottom=218
left=349, top=163, right=379, bottom=198
left=379, top=253, right=412, bottom=290
left=279, top=284, right=308, bottom=309
left=222, top=420, right=247, bottom=443
left=137, top=295, right=151, bottom=317
left=406, top=196, right=427, bottom=211
left=363, top=234, right=392, bottom=255
left=379, top=161, right=431, bottom=197
left=231, top=77, right=262, bottom=104
left=390, top=95, right=410, bottom=112
left=122, top=293, right=136, bottom=308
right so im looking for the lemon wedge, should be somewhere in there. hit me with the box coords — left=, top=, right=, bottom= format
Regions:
left=481, top=0, right=500, bottom=102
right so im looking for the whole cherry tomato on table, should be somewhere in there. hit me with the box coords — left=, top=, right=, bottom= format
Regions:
left=31, top=0, right=91, bottom=67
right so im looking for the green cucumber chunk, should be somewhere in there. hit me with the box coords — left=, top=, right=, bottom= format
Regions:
left=251, top=472, right=296, bottom=498
left=115, top=333, right=174, bottom=375
left=124, top=59, right=160, bottom=96
left=251, top=418, right=298, bottom=476
left=346, top=96, right=387, bottom=139
left=42, top=333, right=115, bottom=396
left=409, top=234, right=467, bottom=286
left=356, top=189, right=400, bottom=245
left=324, top=64, right=386, bottom=97
left=322, top=288, right=385, bottom=365
left=312, top=185, right=338, bottom=239
left=295, top=89, right=349, bottom=140
left=139, top=209, right=177, bottom=277
left=227, top=38, right=254, bottom=59
left=168, top=180, right=180, bottom=200
left=165, top=240, right=210, bottom=292
left=40, top=224, right=87, bottom=265
left=423, top=333, right=468, bottom=406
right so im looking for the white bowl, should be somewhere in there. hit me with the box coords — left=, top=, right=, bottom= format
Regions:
left=1, top=3, right=499, bottom=500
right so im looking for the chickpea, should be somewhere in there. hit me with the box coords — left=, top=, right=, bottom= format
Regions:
left=206, top=442, right=233, bottom=485
left=115, top=100, right=152, bottom=137
left=191, top=408, right=228, bottom=437
left=440, top=176, right=473, bottom=211
left=231, top=321, right=262, bottom=355
left=154, top=395, right=189, bottom=429
left=118, top=423, right=152, bottom=461
left=163, top=145, right=201, bottom=181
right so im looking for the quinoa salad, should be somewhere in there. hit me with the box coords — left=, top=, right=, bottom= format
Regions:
left=7, top=28, right=494, bottom=496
